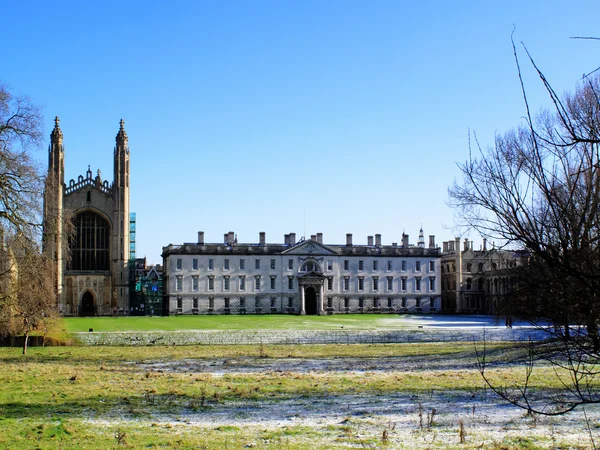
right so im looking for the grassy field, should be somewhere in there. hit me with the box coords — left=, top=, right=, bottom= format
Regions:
left=0, top=343, right=595, bottom=449
left=64, top=314, right=419, bottom=333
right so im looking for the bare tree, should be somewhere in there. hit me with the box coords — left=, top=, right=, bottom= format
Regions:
left=0, top=82, right=44, bottom=243
left=449, top=43, right=600, bottom=414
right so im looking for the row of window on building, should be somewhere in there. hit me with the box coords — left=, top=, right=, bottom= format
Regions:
left=174, top=257, right=436, bottom=273
left=174, top=274, right=437, bottom=292
left=174, top=295, right=438, bottom=311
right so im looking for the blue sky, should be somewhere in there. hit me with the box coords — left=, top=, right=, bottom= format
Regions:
left=4, top=1, right=600, bottom=263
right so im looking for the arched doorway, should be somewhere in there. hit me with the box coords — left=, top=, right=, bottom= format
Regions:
left=80, top=291, right=96, bottom=316
left=305, top=286, right=318, bottom=315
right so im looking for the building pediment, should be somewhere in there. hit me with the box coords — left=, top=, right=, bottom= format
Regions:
left=282, top=240, right=337, bottom=256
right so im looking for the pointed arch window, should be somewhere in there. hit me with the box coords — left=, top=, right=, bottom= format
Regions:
left=69, top=211, right=110, bottom=271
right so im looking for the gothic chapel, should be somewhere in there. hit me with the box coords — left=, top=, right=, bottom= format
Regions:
left=43, top=117, right=131, bottom=316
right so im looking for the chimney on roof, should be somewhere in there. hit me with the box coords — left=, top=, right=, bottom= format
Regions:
left=429, top=235, right=435, bottom=249
left=310, top=234, right=317, bottom=241
left=464, top=238, right=469, bottom=251
left=224, top=233, right=228, bottom=244
left=290, top=233, right=296, bottom=245
left=198, top=231, right=204, bottom=245
left=443, top=241, right=448, bottom=253
left=284, top=234, right=289, bottom=245
left=228, top=231, right=235, bottom=245
left=316, top=232, right=323, bottom=244
left=367, top=236, right=374, bottom=246
left=346, top=233, right=353, bottom=246
left=375, top=234, right=381, bottom=247
left=392, top=242, right=397, bottom=247
left=402, top=233, right=409, bottom=248
left=259, top=232, right=266, bottom=245
left=483, top=238, right=487, bottom=251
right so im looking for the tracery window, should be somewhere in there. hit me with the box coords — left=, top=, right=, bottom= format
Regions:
left=300, top=260, right=322, bottom=273
left=69, top=211, right=110, bottom=271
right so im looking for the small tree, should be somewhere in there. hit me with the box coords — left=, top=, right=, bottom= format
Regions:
left=449, top=43, right=600, bottom=414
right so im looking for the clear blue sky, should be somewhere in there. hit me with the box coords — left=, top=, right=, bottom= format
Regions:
left=4, top=1, right=599, bottom=263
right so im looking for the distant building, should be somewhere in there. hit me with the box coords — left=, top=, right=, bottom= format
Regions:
left=43, top=117, right=131, bottom=316
left=162, top=229, right=441, bottom=315
left=129, top=258, right=164, bottom=316
left=440, top=238, right=528, bottom=313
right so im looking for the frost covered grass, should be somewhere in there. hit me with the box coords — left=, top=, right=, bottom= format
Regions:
left=0, top=344, right=598, bottom=448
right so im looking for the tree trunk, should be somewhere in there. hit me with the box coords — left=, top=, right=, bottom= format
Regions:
left=22, top=331, right=28, bottom=355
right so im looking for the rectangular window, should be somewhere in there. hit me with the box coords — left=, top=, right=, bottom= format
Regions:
left=288, top=297, right=293, bottom=308
left=224, top=259, right=230, bottom=270
left=270, top=258, right=276, bottom=270
left=239, top=276, right=246, bottom=291
left=177, top=296, right=182, bottom=309
left=415, top=277, right=421, bottom=292
left=255, top=259, right=261, bottom=270
left=344, top=277, right=349, bottom=291
left=288, top=259, right=293, bottom=270
left=374, top=297, right=380, bottom=308
left=255, top=275, right=261, bottom=290
left=176, top=258, right=182, bottom=270
left=373, top=260, right=378, bottom=271
left=192, top=276, right=198, bottom=292
left=209, top=297, right=214, bottom=309
left=344, top=297, right=349, bottom=308
left=387, top=260, right=392, bottom=271
left=270, top=276, right=276, bottom=290
left=401, top=297, right=407, bottom=308
left=344, top=259, right=349, bottom=271
left=416, top=298, right=421, bottom=308
left=359, top=297, right=364, bottom=308
left=192, top=258, right=198, bottom=270
left=327, top=297, right=333, bottom=308
left=288, top=276, right=294, bottom=290
left=224, top=276, right=230, bottom=291
left=387, top=276, right=393, bottom=291
left=255, top=296, right=261, bottom=308
left=176, top=276, right=182, bottom=291
left=240, top=258, right=245, bottom=270
left=193, top=297, right=198, bottom=309
left=358, top=260, right=364, bottom=271
left=224, top=297, right=230, bottom=308
left=358, top=277, right=364, bottom=291
left=430, top=297, right=435, bottom=308
left=208, top=276, right=214, bottom=291
left=240, top=297, right=246, bottom=307
left=415, top=261, right=421, bottom=272
left=208, top=258, right=214, bottom=270
left=387, top=297, right=393, bottom=308
left=429, top=260, right=435, bottom=272
left=401, top=277, right=407, bottom=291
left=327, top=277, right=333, bottom=291
left=327, top=260, right=333, bottom=271
left=270, top=297, right=276, bottom=308
left=429, top=277, right=435, bottom=291
left=373, top=277, right=379, bottom=292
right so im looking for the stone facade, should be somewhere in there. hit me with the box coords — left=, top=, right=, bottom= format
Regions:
left=440, top=238, right=529, bottom=313
left=162, top=230, right=441, bottom=315
left=43, top=118, right=131, bottom=316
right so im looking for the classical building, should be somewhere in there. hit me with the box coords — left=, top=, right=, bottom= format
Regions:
left=43, top=117, right=131, bottom=316
left=162, top=229, right=441, bottom=315
left=440, top=238, right=528, bottom=314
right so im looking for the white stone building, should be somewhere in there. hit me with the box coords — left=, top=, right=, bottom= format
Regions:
left=162, top=230, right=441, bottom=315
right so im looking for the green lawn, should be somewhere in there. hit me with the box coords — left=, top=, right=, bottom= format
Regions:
left=64, top=314, right=413, bottom=332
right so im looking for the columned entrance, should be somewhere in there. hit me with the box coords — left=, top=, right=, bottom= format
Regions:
left=304, top=286, right=318, bottom=315
left=80, top=290, right=96, bottom=316
left=298, top=272, right=325, bottom=315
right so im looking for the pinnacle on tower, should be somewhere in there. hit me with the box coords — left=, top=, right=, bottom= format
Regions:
left=51, top=116, right=63, bottom=141
left=116, top=118, right=128, bottom=143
